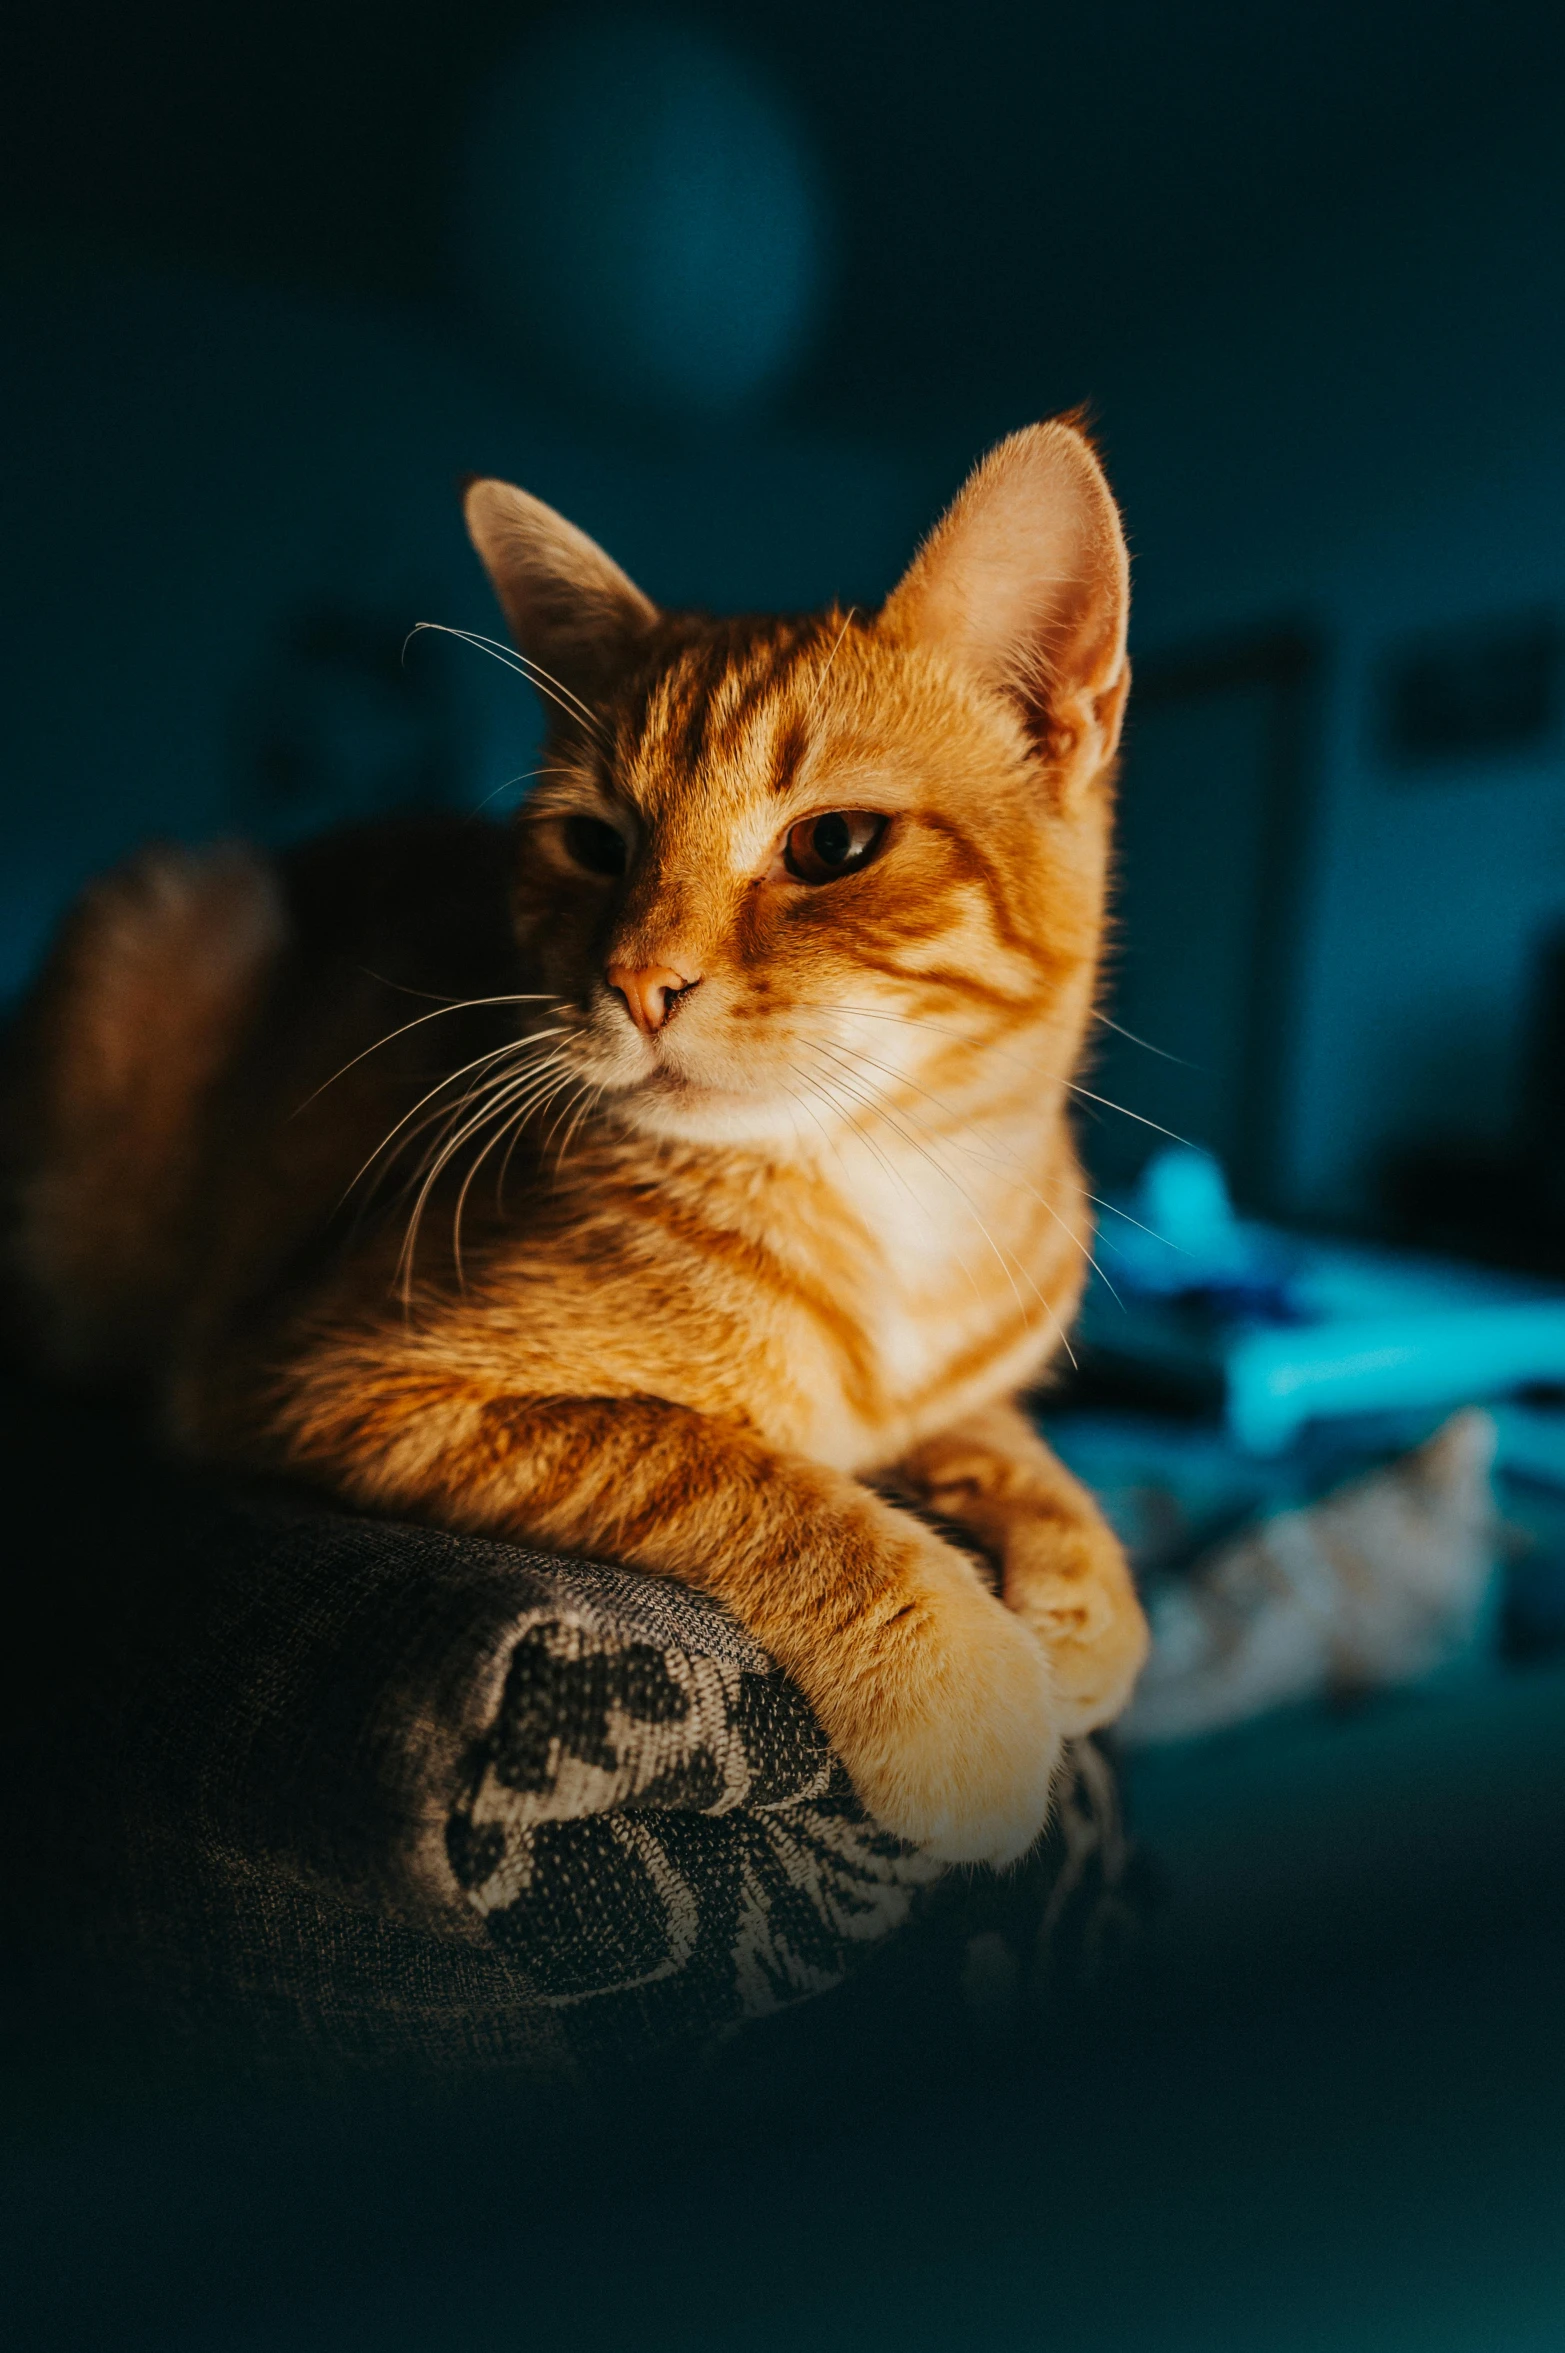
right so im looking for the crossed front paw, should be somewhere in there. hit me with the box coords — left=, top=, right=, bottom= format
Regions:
left=1002, top=1511, right=1150, bottom=1735
left=815, top=1534, right=1067, bottom=1867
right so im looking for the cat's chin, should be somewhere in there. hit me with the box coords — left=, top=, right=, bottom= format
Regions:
left=608, top=1073, right=805, bottom=1152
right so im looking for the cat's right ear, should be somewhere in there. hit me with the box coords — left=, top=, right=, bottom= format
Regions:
left=462, top=479, right=659, bottom=707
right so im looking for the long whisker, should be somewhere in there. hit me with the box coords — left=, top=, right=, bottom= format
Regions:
left=811, top=1057, right=1040, bottom=1332
left=780, top=1078, right=857, bottom=1193
left=495, top=1088, right=540, bottom=1209
left=489, top=1053, right=603, bottom=1207
left=806, top=1058, right=1047, bottom=1345
left=1090, top=1009, right=1189, bottom=1064
left=539, top=1073, right=590, bottom=1159
left=800, top=1072, right=988, bottom=1311
left=293, top=995, right=563, bottom=1117
left=398, top=1052, right=577, bottom=1298
left=811, top=1034, right=1122, bottom=1309
left=374, top=1058, right=557, bottom=1250
left=406, top=623, right=609, bottom=746
left=349, top=1059, right=527, bottom=1214
left=467, top=760, right=584, bottom=821
left=1080, top=1190, right=1187, bottom=1251
left=551, top=1081, right=603, bottom=1175
left=448, top=1060, right=580, bottom=1281
left=804, top=1053, right=1076, bottom=1365
left=804, top=607, right=856, bottom=715
left=793, top=1063, right=990, bottom=1310
left=423, top=625, right=607, bottom=742
left=341, top=1028, right=573, bottom=1210
left=488, top=1066, right=588, bottom=1204
left=788, top=1063, right=927, bottom=1221
left=828, top=1002, right=1194, bottom=1148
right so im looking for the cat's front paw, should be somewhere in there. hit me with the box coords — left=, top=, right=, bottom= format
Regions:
left=1003, top=1512, right=1150, bottom=1735
left=821, top=1538, right=1065, bottom=1867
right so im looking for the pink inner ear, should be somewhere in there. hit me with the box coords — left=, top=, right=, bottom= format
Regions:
left=881, top=421, right=1130, bottom=767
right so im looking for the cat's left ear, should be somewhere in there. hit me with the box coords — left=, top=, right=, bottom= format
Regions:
left=463, top=478, right=660, bottom=709
left=881, top=419, right=1130, bottom=798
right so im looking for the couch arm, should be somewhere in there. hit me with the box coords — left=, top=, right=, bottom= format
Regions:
left=3, top=1381, right=1131, bottom=2078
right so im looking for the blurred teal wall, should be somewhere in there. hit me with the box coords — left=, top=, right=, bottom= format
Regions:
left=0, top=267, right=923, bottom=997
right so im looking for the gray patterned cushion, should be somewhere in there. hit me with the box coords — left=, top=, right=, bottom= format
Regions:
left=2, top=1381, right=1136, bottom=2079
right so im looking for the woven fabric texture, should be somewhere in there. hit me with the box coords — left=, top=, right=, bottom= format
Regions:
left=3, top=1381, right=1134, bottom=2078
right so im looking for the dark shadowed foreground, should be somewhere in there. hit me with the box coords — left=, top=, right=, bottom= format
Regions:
left=4, top=1373, right=1565, bottom=2352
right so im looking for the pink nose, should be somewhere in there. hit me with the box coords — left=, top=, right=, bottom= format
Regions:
left=606, top=963, right=700, bottom=1036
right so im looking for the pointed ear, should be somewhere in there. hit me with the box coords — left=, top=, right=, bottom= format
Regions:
left=881, top=421, right=1130, bottom=793
left=462, top=478, right=659, bottom=710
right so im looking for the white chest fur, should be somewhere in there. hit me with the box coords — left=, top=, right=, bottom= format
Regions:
left=791, top=1118, right=1071, bottom=1468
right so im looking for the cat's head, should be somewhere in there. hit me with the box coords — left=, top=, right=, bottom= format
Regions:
left=463, top=421, right=1129, bottom=1151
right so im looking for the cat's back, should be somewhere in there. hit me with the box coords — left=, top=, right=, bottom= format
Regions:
left=1, top=812, right=523, bottom=1381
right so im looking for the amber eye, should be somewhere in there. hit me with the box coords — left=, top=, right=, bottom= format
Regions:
left=562, top=815, right=627, bottom=878
left=783, top=810, right=889, bottom=885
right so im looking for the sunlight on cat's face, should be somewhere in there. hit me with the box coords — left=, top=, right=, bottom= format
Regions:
left=505, top=618, right=1104, bottom=1152
left=459, top=426, right=1128, bottom=1154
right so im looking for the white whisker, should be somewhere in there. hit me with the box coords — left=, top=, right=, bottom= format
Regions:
left=1091, top=1010, right=1189, bottom=1064
left=1080, top=1190, right=1185, bottom=1252
left=294, top=994, right=563, bottom=1117
left=466, top=760, right=583, bottom=820
left=397, top=1051, right=576, bottom=1298
left=341, top=1028, right=572, bottom=1210
left=448, top=1060, right=581, bottom=1280
left=810, top=1034, right=1122, bottom=1310
left=406, top=622, right=609, bottom=746
left=551, top=1082, right=603, bottom=1175
left=806, top=1056, right=1061, bottom=1353
left=791, top=1062, right=925, bottom=1219
left=792, top=1063, right=988, bottom=1307
left=805, top=1051, right=1077, bottom=1365
left=827, top=1001, right=1194, bottom=1148
left=803, top=607, right=856, bottom=715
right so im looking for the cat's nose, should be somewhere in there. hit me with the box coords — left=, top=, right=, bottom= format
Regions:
left=606, top=962, right=701, bottom=1036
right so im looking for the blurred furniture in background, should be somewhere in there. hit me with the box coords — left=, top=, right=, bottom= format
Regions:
left=1047, top=1146, right=1565, bottom=1737
left=1088, top=632, right=1317, bottom=1208
left=1080, top=1146, right=1565, bottom=1454
left=1389, top=924, right=1565, bottom=1275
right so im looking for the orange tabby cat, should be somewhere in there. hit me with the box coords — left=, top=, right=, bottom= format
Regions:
left=1, top=419, right=1148, bottom=1864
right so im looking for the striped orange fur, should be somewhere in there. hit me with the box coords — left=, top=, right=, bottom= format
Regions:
left=2, top=420, right=1148, bottom=1863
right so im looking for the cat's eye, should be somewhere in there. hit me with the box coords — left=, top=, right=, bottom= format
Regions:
left=561, top=815, right=627, bottom=879
left=783, top=810, right=889, bottom=885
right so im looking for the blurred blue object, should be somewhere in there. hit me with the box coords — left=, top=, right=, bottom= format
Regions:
left=1490, top=1400, right=1565, bottom=1490
left=1088, top=1146, right=1565, bottom=1453
left=1105, top=1143, right=1302, bottom=1314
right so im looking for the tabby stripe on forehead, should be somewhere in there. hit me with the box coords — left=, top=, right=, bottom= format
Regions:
left=767, top=712, right=810, bottom=798
left=648, top=624, right=822, bottom=783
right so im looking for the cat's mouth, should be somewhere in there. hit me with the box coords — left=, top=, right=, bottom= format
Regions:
left=579, top=1022, right=742, bottom=1102
left=636, top=1061, right=752, bottom=1110
left=586, top=1040, right=805, bottom=1147
left=570, top=1004, right=809, bottom=1141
